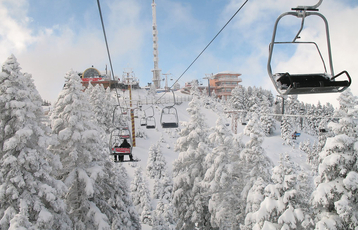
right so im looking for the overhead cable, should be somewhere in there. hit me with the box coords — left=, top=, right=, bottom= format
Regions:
left=155, top=0, right=250, bottom=103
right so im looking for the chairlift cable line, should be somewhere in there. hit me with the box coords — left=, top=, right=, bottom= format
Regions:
left=154, top=0, right=250, bottom=104
left=224, top=110, right=348, bottom=119
left=96, top=0, right=121, bottom=106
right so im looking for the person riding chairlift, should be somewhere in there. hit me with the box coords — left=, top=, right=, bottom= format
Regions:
left=116, top=139, right=133, bottom=162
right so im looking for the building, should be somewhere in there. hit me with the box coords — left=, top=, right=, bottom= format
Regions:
left=181, top=72, right=242, bottom=98
left=209, top=72, right=242, bottom=99
left=79, top=66, right=116, bottom=89
left=79, top=67, right=140, bottom=90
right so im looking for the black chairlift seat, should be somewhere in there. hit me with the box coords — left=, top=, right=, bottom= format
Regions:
left=146, top=125, right=156, bottom=129
left=146, top=116, right=156, bottom=129
left=161, top=122, right=179, bottom=128
left=275, top=71, right=351, bottom=95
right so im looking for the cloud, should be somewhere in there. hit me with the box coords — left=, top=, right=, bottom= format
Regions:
left=0, top=0, right=149, bottom=104
left=0, top=0, right=34, bottom=57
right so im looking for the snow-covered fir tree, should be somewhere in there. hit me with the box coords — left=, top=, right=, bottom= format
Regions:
left=172, top=96, right=212, bottom=229
left=281, top=115, right=294, bottom=145
left=152, top=201, right=168, bottom=230
left=0, top=55, right=72, bottom=229
left=130, top=165, right=152, bottom=225
left=243, top=154, right=313, bottom=229
left=203, top=117, right=239, bottom=229
left=151, top=169, right=176, bottom=229
left=311, top=88, right=358, bottom=229
left=146, top=141, right=167, bottom=180
left=259, top=95, right=275, bottom=136
left=86, top=84, right=115, bottom=133
left=243, top=177, right=267, bottom=216
left=49, top=70, right=139, bottom=229
left=286, top=95, right=301, bottom=130
left=236, top=114, right=273, bottom=225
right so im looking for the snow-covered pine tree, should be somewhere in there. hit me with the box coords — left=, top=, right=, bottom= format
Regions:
left=311, top=88, right=358, bottom=229
left=49, top=70, right=139, bottom=229
left=259, top=95, right=275, bottom=136
left=190, top=80, right=200, bottom=97
left=309, top=141, right=321, bottom=173
left=152, top=200, right=168, bottom=230
left=172, top=96, right=211, bottom=229
left=286, top=95, right=301, bottom=130
left=103, top=87, right=117, bottom=130
left=0, top=55, right=72, bottom=229
left=141, top=203, right=152, bottom=226
left=243, top=154, right=313, bottom=229
left=236, top=114, right=273, bottom=225
left=203, top=117, right=237, bottom=229
left=146, top=141, right=167, bottom=180
left=130, top=165, right=152, bottom=224
left=306, top=104, right=318, bottom=135
left=243, top=177, right=267, bottom=216
left=281, top=115, right=293, bottom=145
left=86, top=84, right=114, bottom=133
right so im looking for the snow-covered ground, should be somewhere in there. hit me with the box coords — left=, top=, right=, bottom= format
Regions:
left=122, top=88, right=315, bottom=170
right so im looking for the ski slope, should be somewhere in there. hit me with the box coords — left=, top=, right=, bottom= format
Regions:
left=117, top=89, right=317, bottom=229
left=122, top=89, right=316, bottom=173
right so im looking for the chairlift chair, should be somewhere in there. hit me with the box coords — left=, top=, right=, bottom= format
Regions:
left=146, top=116, right=156, bottom=129
left=133, top=108, right=139, bottom=118
left=118, top=127, right=131, bottom=139
left=160, top=106, right=179, bottom=128
left=112, top=105, right=129, bottom=127
left=160, top=89, right=179, bottom=128
left=121, top=107, right=128, bottom=115
left=109, top=128, right=138, bottom=162
left=267, top=0, right=351, bottom=95
left=319, top=128, right=327, bottom=133
left=140, top=117, right=147, bottom=126
left=133, top=101, right=143, bottom=118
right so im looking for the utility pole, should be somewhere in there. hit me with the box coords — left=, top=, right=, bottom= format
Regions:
left=162, top=72, right=172, bottom=92
left=204, top=73, right=213, bottom=96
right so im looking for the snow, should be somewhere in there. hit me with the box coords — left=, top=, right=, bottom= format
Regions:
left=37, top=208, right=53, bottom=225
left=110, top=88, right=321, bottom=229
left=5, top=77, right=355, bottom=229
left=78, top=168, right=94, bottom=197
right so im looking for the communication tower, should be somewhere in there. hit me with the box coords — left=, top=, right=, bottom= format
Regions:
left=151, top=0, right=161, bottom=89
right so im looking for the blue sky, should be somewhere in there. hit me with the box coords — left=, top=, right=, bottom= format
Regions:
left=0, top=0, right=357, bottom=107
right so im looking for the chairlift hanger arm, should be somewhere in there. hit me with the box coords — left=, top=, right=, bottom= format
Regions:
left=294, top=0, right=323, bottom=11
left=267, top=10, right=334, bottom=80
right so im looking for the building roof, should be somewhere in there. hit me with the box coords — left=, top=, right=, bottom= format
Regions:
left=214, top=71, right=242, bottom=76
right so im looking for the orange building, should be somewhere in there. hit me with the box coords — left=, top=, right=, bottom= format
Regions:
left=209, top=72, right=242, bottom=99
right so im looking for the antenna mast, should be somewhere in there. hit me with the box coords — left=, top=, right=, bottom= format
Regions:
left=151, top=0, right=161, bottom=89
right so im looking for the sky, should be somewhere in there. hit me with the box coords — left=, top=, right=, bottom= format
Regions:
left=0, top=0, right=357, bottom=107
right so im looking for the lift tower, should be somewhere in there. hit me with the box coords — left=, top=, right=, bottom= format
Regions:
left=151, top=0, right=161, bottom=89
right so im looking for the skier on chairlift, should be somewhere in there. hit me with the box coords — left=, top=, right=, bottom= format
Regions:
left=119, top=139, right=133, bottom=161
